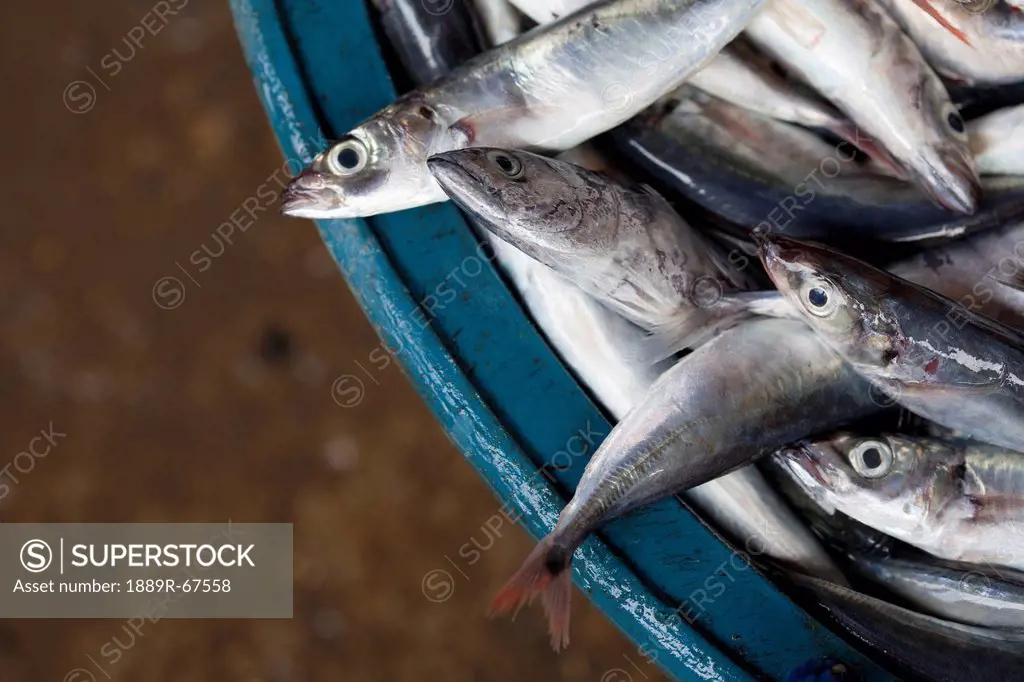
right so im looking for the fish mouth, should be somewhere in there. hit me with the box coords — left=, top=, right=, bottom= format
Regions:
left=426, top=153, right=502, bottom=224
left=281, top=171, right=335, bottom=218
left=426, top=153, right=486, bottom=199
left=777, top=445, right=833, bottom=489
left=753, top=231, right=809, bottom=275
left=922, top=151, right=981, bottom=215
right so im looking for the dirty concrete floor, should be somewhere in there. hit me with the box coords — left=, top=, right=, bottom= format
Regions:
left=0, top=0, right=663, bottom=680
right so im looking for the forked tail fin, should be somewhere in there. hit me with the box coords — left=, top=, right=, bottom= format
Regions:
left=488, top=535, right=573, bottom=651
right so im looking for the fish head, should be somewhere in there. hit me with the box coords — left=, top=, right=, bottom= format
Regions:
left=906, top=79, right=980, bottom=214
left=427, top=147, right=612, bottom=255
left=777, top=433, right=948, bottom=537
left=282, top=100, right=448, bottom=218
left=756, top=233, right=904, bottom=372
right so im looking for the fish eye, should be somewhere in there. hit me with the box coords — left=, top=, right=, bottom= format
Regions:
left=849, top=439, right=893, bottom=479
left=487, top=150, right=524, bottom=179
left=326, top=138, right=368, bottom=176
left=799, top=278, right=839, bottom=317
left=943, top=105, right=967, bottom=136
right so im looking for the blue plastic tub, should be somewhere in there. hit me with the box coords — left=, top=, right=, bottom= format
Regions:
left=229, top=2, right=901, bottom=679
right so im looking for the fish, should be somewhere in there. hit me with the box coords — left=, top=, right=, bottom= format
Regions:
left=789, top=572, right=1024, bottom=682
left=878, top=0, right=1024, bottom=86
left=372, top=0, right=844, bottom=586
left=848, top=551, right=1024, bottom=630
left=487, top=317, right=879, bottom=649
left=685, top=39, right=860, bottom=144
left=376, top=1, right=847, bottom=589
left=370, top=0, right=485, bottom=88
left=509, top=0, right=862, bottom=141
left=758, top=232, right=1024, bottom=452
left=608, top=88, right=1024, bottom=249
left=775, top=432, right=1024, bottom=570
left=763, top=456, right=899, bottom=556
left=744, top=0, right=981, bottom=213
left=281, top=0, right=769, bottom=218
left=774, top=461, right=1024, bottom=630
left=427, top=146, right=771, bottom=351
left=970, top=104, right=1024, bottom=176
left=498, top=246, right=847, bottom=584
left=889, top=209, right=1024, bottom=330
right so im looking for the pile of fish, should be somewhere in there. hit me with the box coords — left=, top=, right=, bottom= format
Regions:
left=282, top=0, right=1024, bottom=677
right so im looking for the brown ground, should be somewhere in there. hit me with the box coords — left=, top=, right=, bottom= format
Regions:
left=0, top=1, right=664, bottom=680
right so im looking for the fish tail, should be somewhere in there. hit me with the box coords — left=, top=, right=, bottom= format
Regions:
left=488, top=535, right=573, bottom=651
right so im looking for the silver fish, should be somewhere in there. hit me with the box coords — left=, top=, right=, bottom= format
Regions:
left=493, top=242, right=845, bottom=583
left=510, top=0, right=859, bottom=138
left=610, top=87, right=1024, bottom=247
left=776, top=433, right=1024, bottom=570
left=971, top=104, right=1024, bottom=177
left=281, top=0, right=768, bottom=218
left=381, top=3, right=843, bottom=591
left=778, top=464, right=1024, bottom=630
left=744, top=0, right=981, bottom=213
left=849, top=552, right=1024, bottom=630
left=686, top=39, right=858, bottom=140
left=445, top=88, right=847, bottom=591
left=878, top=0, right=1024, bottom=86
left=891, top=210, right=1024, bottom=330
left=758, top=232, right=1024, bottom=452
left=488, top=318, right=877, bottom=649
left=790, top=573, right=1024, bottom=682
left=428, top=146, right=762, bottom=348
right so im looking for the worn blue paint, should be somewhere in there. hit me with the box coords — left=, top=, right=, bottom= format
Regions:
left=229, top=2, right=900, bottom=680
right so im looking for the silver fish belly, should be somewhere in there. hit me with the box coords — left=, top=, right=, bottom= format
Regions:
left=791, top=573, right=1024, bottom=682
left=849, top=553, right=1024, bottom=630
left=970, top=104, right=1024, bottom=177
